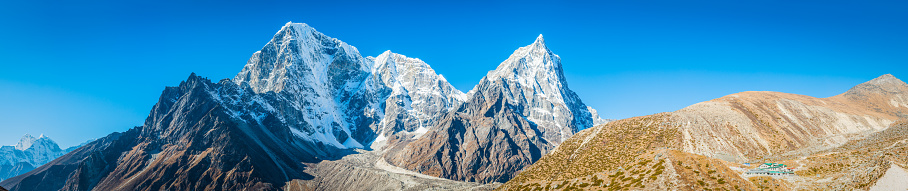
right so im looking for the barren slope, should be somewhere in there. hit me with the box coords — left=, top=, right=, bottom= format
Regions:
left=672, top=74, right=907, bottom=162
left=502, top=74, right=908, bottom=190
left=500, top=115, right=761, bottom=190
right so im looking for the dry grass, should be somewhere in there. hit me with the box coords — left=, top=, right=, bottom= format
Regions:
left=499, top=114, right=680, bottom=190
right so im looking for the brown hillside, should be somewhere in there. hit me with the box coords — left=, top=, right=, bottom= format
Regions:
left=672, top=74, right=907, bottom=162
left=499, top=115, right=759, bottom=190
left=502, top=74, right=908, bottom=190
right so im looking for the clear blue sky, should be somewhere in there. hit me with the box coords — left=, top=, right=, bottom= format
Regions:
left=1, top=0, right=906, bottom=147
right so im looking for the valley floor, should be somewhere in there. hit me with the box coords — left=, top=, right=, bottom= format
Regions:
left=869, top=164, right=908, bottom=191
left=283, top=149, right=500, bottom=191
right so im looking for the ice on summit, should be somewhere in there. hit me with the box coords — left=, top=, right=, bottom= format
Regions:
left=226, top=22, right=466, bottom=150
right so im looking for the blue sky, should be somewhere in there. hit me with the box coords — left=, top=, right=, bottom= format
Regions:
left=1, top=0, right=906, bottom=147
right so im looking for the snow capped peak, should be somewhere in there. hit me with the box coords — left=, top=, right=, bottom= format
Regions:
left=468, top=35, right=596, bottom=143
left=229, top=22, right=373, bottom=150
left=368, top=50, right=467, bottom=138
left=233, top=22, right=366, bottom=94
left=15, top=134, right=37, bottom=150
left=484, top=34, right=565, bottom=90
left=534, top=34, right=545, bottom=46
left=371, top=51, right=464, bottom=99
left=13, top=133, right=61, bottom=152
left=2, top=133, right=69, bottom=178
left=229, top=23, right=467, bottom=151
left=279, top=22, right=319, bottom=40
left=283, top=21, right=311, bottom=29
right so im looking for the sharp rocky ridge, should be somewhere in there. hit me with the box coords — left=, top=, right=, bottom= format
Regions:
left=382, top=34, right=602, bottom=183
left=477, top=34, right=600, bottom=143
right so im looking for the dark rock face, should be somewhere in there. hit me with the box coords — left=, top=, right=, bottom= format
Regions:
left=1, top=75, right=320, bottom=191
left=384, top=81, right=548, bottom=183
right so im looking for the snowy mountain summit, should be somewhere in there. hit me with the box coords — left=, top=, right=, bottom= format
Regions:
left=0, top=134, right=80, bottom=182
left=481, top=34, right=600, bottom=143
left=366, top=51, right=467, bottom=149
left=232, top=22, right=374, bottom=149
left=229, top=22, right=467, bottom=151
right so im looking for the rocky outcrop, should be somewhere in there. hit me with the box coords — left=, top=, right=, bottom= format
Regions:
left=383, top=35, right=599, bottom=183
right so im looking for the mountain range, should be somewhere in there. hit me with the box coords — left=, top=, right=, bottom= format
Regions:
left=0, top=22, right=600, bottom=190
left=1, top=21, right=904, bottom=191
left=0, top=134, right=83, bottom=182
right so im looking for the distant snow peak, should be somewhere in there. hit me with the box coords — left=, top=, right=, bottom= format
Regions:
left=587, top=106, right=609, bottom=126
left=15, top=134, right=37, bottom=150
left=2, top=132, right=76, bottom=181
